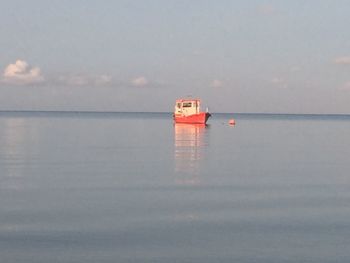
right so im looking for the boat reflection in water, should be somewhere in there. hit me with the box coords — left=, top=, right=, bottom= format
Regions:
left=174, top=123, right=209, bottom=186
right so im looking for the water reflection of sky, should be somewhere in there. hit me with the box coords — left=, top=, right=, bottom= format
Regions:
left=174, top=124, right=209, bottom=186
left=0, top=118, right=28, bottom=189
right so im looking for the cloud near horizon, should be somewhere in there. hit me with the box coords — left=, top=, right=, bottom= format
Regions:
left=2, top=60, right=44, bottom=85
left=334, top=56, right=350, bottom=65
left=211, top=79, right=223, bottom=88
left=131, top=76, right=148, bottom=87
left=59, top=74, right=112, bottom=86
left=1, top=59, right=115, bottom=87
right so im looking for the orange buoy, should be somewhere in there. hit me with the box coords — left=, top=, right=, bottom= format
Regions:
left=229, top=119, right=235, bottom=125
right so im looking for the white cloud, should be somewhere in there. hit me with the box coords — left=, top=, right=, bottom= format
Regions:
left=94, top=75, right=112, bottom=85
left=2, top=59, right=44, bottom=85
left=131, top=76, right=148, bottom=87
left=211, top=79, right=223, bottom=88
left=334, top=56, right=350, bottom=65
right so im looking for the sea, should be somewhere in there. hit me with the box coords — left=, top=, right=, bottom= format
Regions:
left=0, top=111, right=350, bottom=263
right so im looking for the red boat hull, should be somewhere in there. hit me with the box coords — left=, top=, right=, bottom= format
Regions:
left=173, top=112, right=211, bottom=124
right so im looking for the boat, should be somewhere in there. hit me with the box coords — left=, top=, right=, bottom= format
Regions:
left=173, top=98, right=211, bottom=124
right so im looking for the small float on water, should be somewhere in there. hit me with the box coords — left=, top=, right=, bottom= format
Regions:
left=173, top=98, right=211, bottom=124
left=229, top=119, right=236, bottom=125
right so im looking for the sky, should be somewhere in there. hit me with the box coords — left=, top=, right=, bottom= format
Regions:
left=1, top=0, right=350, bottom=114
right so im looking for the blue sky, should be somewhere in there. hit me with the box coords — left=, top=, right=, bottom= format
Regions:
left=1, top=0, right=350, bottom=113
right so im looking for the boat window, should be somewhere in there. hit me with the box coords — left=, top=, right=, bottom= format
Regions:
left=177, top=103, right=181, bottom=108
left=183, top=102, right=192, bottom=107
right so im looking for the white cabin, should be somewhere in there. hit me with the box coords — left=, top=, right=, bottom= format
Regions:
left=174, top=99, right=201, bottom=116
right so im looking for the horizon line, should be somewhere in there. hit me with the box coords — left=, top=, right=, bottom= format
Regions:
left=0, top=109, right=350, bottom=117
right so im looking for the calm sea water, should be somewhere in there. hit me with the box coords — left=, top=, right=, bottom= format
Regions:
left=1, top=112, right=350, bottom=263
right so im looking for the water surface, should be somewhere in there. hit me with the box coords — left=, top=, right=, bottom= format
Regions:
left=1, top=112, right=350, bottom=263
